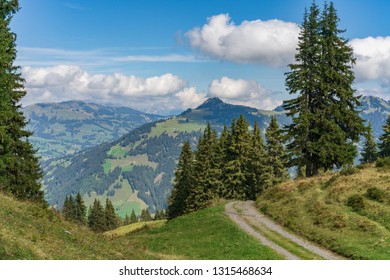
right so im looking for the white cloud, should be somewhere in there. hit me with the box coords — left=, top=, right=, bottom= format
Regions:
left=175, top=87, right=207, bottom=108
left=208, top=77, right=282, bottom=110
left=351, top=36, right=390, bottom=83
left=21, top=65, right=206, bottom=114
left=186, top=14, right=299, bottom=67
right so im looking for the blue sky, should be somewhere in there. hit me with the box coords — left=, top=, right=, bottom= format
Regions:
left=12, top=0, right=390, bottom=114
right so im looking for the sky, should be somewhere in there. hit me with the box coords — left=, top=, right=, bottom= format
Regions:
left=11, top=0, right=390, bottom=115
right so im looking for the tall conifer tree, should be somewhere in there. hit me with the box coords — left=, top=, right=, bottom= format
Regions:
left=104, top=198, right=118, bottom=230
left=248, top=121, right=272, bottom=198
left=266, top=116, right=288, bottom=185
left=88, top=199, right=104, bottom=232
left=223, top=115, right=251, bottom=199
left=167, top=141, right=193, bottom=219
left=284, top=2, right=364, bottom=176
left=129, top=209, right=138, bottom=223
left=360, top=122, right=378, bottom=164
left=75, top=192, right=86, bottom=225
left=186, top=124, right=218, bottom=212
left=379, top=115, right=390, bottom=157
left=0, top=0, right=43, bottom=201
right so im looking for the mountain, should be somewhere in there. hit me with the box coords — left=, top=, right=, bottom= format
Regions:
left=22, top=101, right=163, bottom=160
left=42, top=98, right=288, bottom=216
left=359, top=95, right=390, bottom=139
left=41, top=96, right=390, bottom=217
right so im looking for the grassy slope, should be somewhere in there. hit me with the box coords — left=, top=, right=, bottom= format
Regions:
left=256, top=165, right=390, bottom=259
left=126, top=205, right=283, bottom=260
left=0, top=194, right=281, bottom=260
left=0, top=193, right=154, bottom=260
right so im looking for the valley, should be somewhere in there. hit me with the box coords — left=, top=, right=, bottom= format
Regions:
left=36, top=96, right=390, bottom=218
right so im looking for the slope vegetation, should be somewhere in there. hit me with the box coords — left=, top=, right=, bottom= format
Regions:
left=0, top=193, right=281, bottom=259
left=256, top=164, right=390, bottom=259
left=23, top=100, right=162, bottom=160
left=42, top=98, right=287, bottom=213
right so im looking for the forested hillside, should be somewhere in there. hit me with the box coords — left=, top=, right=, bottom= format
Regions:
left=23, top=101, right=162, bottom=160
left=42, top=98, right=287, bottom=215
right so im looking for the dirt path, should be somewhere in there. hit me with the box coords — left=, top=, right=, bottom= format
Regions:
left=225, top=201, right=344, bottom=260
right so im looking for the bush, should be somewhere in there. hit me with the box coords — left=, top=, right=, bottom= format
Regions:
left=376, top=157, right=390, bottom=168
left=347, top=194, right=365, bottom=212
left=366, top=187, right=384, bottom=202
left=340, top=167, right=359, bottom=176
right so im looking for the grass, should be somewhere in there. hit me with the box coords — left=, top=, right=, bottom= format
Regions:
left=103, top=154, right=157, bottom=174
left=104, top=220, right=167, bottom=237
left=149, top=117, right=205, bottom=138
left=126, top=205, right=283, bottom=260
left=243, top=217, right=323, bottom=260
left=108, top=145, right=128, bottom=159
left=256, top=164, right=390, bottom=259
left=0, top=192, right=152, bottom=260
left=0, top=193, right=282, bottom=260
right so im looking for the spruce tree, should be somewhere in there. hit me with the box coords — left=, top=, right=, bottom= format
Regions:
left=379, top=115, right=390, bottom=158
left=129, top=209, right=138, bottom=223
left=0, top=0, right=43, bottom=201
left=284, top=2, right=364, bottom=176
left=124, top=213, right=131, bottom=225
left=104, top=198, right=118, bottom=230
left=88, top=199, right=105, bottom=232
left=360, top=122, right=378, bottom=164
left=62, top=195, right=76, bottom=221
left=167, top=141, right=193, bottom=219
left=186, top=124, right=218, bottom=212
left=265, top=116, right=288, bottom=185
left=223, top=115, right=251, bottom=199
left=216, top=125, right=230, bottom=197
left=75, top=192, right=86, bottom=225
left=140, top=209, right=152, bottom=221
left=248, top=121, right=272, bottom=198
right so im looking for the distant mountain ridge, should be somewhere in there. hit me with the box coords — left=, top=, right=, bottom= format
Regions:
left=40, top=95, right=390, bottom=217
left=22, top=100, right=163, bottom=160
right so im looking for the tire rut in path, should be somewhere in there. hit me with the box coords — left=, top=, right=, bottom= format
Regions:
left=225, top=201, right=344, bottom=260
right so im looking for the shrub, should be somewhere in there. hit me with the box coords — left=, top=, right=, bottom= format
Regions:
left=366, top=187, right=384, bottom=202
left=340, top=167, right=359, bottom=176
left=376, top=157, right=390, bottom=168
left=347, top=194, right=365, bottom=212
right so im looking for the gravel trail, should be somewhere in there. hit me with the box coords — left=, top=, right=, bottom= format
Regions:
left=225, top=201, right=344, bottom=260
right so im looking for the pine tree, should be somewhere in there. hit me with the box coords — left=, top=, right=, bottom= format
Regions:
left=223, top=115, right=252, bottom=199
left=379, top=115, right=390, bottom=158
left=129, top=209, right=138, bottom=223
left=216, top=125, right=230, bottom=197
left=248, top=121, right=272, bottom=198
left=284, top=2, right=365, bottom=176
left=167, top=141, right=194, bottom=219
left=88, top=199, right=105, bottom=232
left=62, top=195, right=76, bottom=221
left=140, top=209, right=152, bottom=221
left=124, top=213, right=131, bottom=225
left=0, top=0, right=43, bottom=201
left=74, top=192, right=86, bottom=225
left=266, top=116, right=288, bottom=185
left=360, top=122, right=378, bottom=164
left=186, top=124, right=219, bottom=212
left=104, top=198, right=118, bottom=230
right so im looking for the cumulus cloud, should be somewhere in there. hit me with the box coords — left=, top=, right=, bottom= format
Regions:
left=351, top=37, right=390, bottom=83
left=208, top=77, right=282, bottom=110
left=21, top=65, right=206, bottom=115
left=186, top=14, right=300, bottom=67
left=176, top=87, right=207, bottom=108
